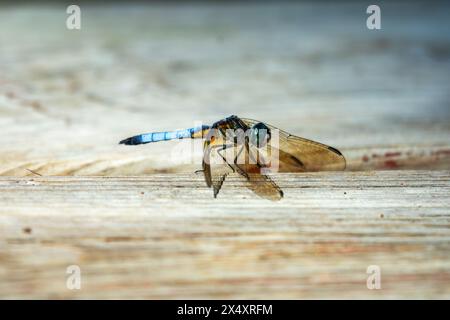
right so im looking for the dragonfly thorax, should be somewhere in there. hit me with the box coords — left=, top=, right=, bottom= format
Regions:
left=249, top=122, right=271, bottom=148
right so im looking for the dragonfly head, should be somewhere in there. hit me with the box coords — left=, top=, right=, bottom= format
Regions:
left=249, top=122, right=271, bottom=148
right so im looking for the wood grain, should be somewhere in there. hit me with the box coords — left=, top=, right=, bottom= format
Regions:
left=1, top=2, right=449, bottom=300
left=0, top=171, right=449, bottom=299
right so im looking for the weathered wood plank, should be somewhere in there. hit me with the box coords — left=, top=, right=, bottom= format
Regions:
left=0, top=1, right=449, bottom=300
left=0, top=171, right=449, bottom=299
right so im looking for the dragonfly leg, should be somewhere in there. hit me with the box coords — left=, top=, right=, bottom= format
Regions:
left=233, top=145, right=250, bottom=180
left=234, top=164, right=249, bottom=180
left=210, top=143, right=236, bottom=173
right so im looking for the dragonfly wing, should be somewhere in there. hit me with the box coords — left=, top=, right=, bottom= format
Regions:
left=202, top=137, right=234, bottom=198
left=202, top=115, right=282, bottom=200
left=240, top=169, right=283, bottom=201
left=277, top=135, right=346, bottom=172
left=241, top=118, right=346, bottom=172
left=233, top=144, right=283, bottom=201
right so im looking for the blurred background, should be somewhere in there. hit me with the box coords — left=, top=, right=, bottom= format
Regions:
left=1, top=0, right=449, bottom=176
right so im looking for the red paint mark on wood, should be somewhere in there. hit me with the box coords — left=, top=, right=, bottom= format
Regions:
left=384, top=160, right=398, bottom=168
left=362, top=155, right=369, bottom=162
left=432, top=149, right=450, bottom=156
left=385, top=151, right=401, bottom=158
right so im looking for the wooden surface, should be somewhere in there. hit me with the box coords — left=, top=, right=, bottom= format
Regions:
left=0, top=2, right=449, bottom=175
left=0, top=171, right=449, bottom=299
left=1, top=2, right=450, bottom=299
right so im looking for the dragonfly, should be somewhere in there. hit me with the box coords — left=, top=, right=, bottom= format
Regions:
left=119, top=115, right=346, bottom=200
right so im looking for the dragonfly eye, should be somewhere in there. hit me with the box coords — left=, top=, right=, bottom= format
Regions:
left=249, top=123, right=271, bottom=148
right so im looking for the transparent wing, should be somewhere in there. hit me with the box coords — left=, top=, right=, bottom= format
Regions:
left=203, top=136, right=283, bottom=200
left=241, top=118, right=346, bottom=172
left=236, top=145, right=283, bottom=201
left=202, top=133, right=234, bottom=198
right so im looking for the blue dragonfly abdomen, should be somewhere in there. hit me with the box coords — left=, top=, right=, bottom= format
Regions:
left=119, top=125, right=210, bottom=145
